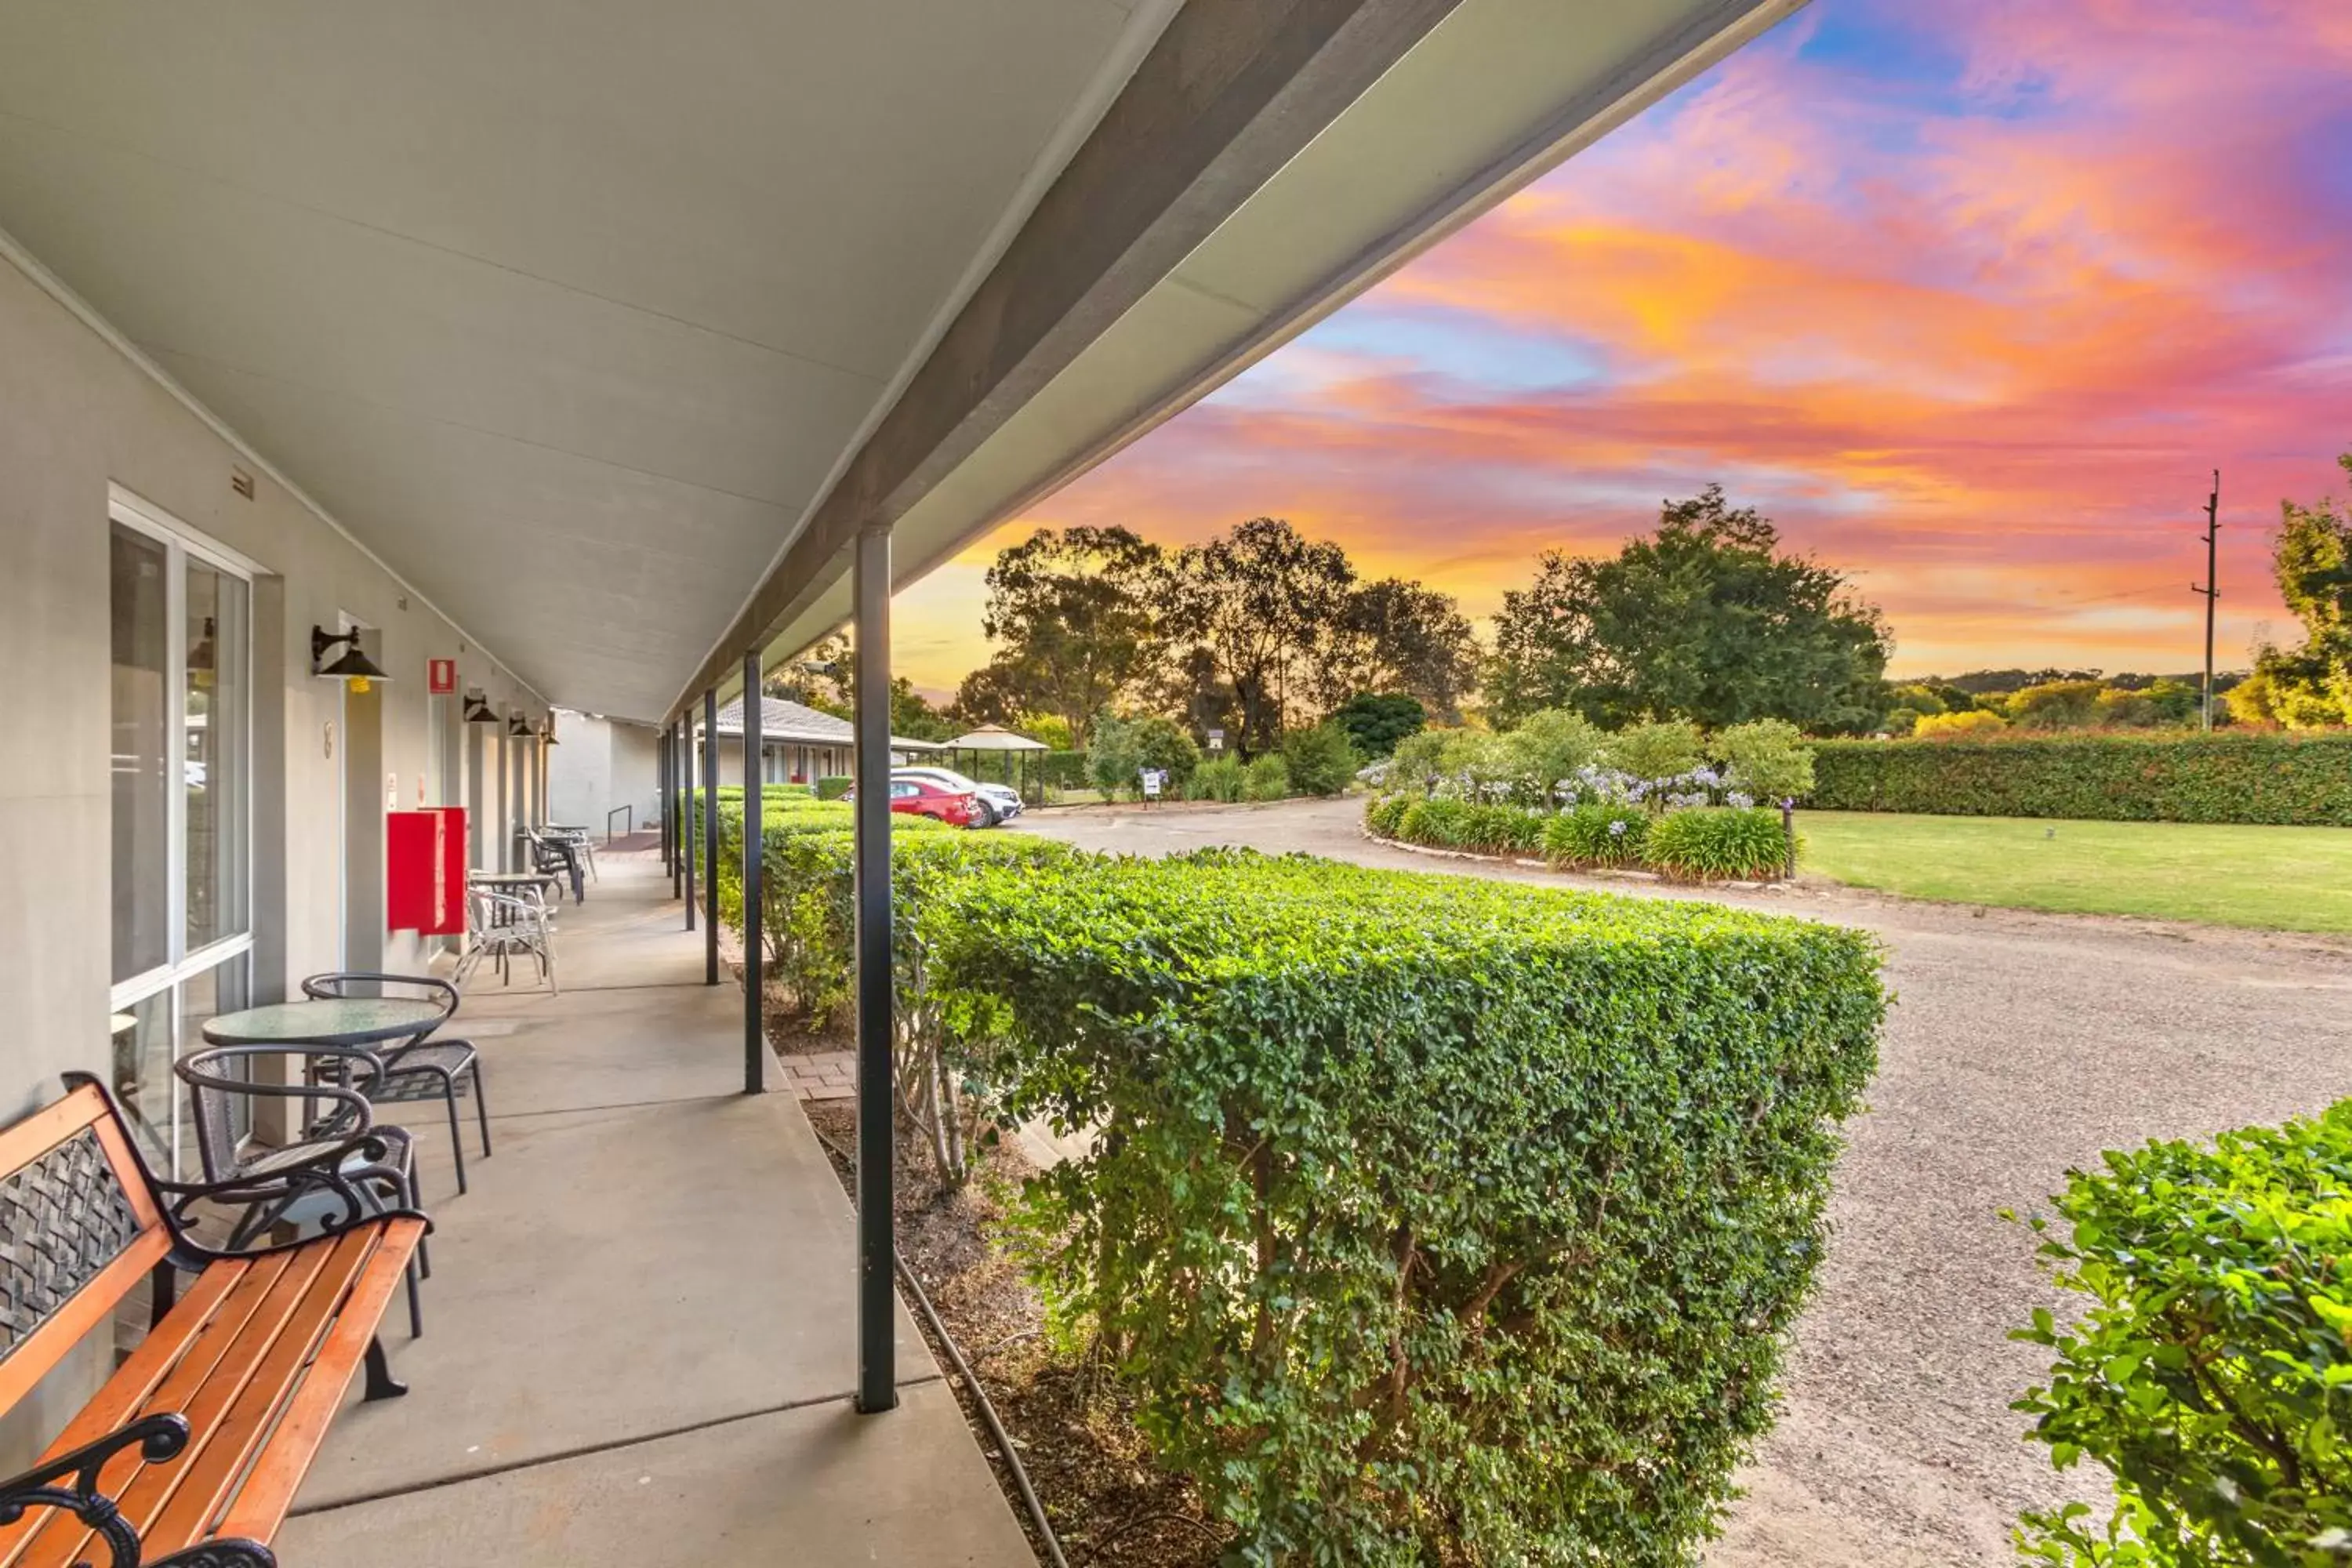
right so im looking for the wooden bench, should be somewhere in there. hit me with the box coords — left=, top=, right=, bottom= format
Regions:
left=0, top=1079, right=427, bottom=1567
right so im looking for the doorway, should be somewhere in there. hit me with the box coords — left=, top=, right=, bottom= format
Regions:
left=339, top=672, right=385, bottom=972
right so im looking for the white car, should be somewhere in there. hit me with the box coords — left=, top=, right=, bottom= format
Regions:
left=893, top=767, right=1022, bottom=827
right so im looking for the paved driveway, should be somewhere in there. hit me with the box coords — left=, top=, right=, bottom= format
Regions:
left=1016, top=797, right=2352, bottom=1566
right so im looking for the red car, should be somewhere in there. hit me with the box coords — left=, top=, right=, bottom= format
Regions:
left=845, top=777, right=982, bottom=826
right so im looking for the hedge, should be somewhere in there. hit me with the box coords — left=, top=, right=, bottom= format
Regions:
left=1806, top=733, right=2352, bottom=826
left=1373, top=797, right=1791, bottom=880
left=2013, top=1105, right=2352, bottom=1563
left=934, top=850, right=1887, bottom=1564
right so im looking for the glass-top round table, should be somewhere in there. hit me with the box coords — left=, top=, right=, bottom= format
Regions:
left=201, top=997, right=444, bottom=1047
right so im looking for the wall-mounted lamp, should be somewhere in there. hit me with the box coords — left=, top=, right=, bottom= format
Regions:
left=463, top=691, right=500, bottom=724
left=539, top=717, right=560, bottom=746
left=507, top=714, right=533, bottom=739
left=310, top=626, right=389, bottom=693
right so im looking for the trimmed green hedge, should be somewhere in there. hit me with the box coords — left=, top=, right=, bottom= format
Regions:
left=1807, top=733, right=2352, bottom=825
left=935, top=851, right=1887, bottom=1564
left=2013, top=1105, right=2352, bottom=1563
left=1373, top=797, right=1792, bottom=880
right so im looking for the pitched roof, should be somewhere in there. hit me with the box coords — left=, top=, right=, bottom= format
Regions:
left=712, top=696, right=948, bottom=751
left=713, top=696, right=850, bottom=744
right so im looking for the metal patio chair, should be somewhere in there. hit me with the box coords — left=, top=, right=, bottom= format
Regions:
left=302, top=971, right=493, bottom=1196
left=176, top=1043, right=426, bottom=1337
left=456, top=884, right=559, bottom=999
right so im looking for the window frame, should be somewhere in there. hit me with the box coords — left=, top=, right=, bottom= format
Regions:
left=107, top=485, right=260, bottom=1015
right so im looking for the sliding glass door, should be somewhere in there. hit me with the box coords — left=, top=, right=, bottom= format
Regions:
left=108, top=494, right=254, bottom=1177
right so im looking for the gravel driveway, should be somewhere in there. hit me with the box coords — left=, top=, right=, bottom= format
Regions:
left=1014, top=797, right=2352, bottom=1566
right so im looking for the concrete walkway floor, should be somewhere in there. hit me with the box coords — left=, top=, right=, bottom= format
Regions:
left=278, top=855, right=1036, bottom=1566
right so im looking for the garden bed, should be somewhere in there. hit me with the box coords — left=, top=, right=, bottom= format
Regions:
left=800, top=1100, right=1229, bottom=1568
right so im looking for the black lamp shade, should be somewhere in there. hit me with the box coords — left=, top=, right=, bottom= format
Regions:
left=463, top=695, right=499, bottom=724
left=507, top=715, right=532, bottom=738
left=310, top=626, right=389, bottom=684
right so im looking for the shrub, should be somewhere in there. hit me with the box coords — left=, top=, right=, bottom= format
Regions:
left=1331, top=691, right=1428, bottom=758
left=1606, top=719, right=1705, bottom=791
left=1541, top=802, right=1650, bottom=867
left=722, top=821, right=1086, bottom=1186
left=1644, top=807, right=1791, bottom=880
left=934, top=851, right=1887, bottom=1565
left=1363, top=793, right=1410, bottom=838
left=1711, top=718, right=1816, bottom=802
left=1506, top=709, right=1606, bottom=804
left=815, top=775, right=853, bottom=800
left=2011, top=1105, right=2352, bottom=1564
left=1385, top=729, right=1454, bottom=794
left=1395, top=797, right=1470, bottom=848
left=1463, top=802, right=1544, bottom=853
left=1439, top=729, right=1519, bottom=800
left=1131, top=713, right=1202, bottom=793
left=1806, top=731, right=2352, bottom=825
left=1192, top=754, right=1244, bottom=803
left=1914, top=709, right=2007, bottom=738
left=1281, top=721, right=1359, bottom=797
left=1242, top=752, right=1290, bottom=801
left=1088, top=714, right=1142, bottom=801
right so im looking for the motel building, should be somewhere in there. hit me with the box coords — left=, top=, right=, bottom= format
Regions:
left=0, top=4, right=1797, bottom=1561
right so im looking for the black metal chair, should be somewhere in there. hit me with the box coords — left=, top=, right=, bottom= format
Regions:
left=522, top=829, right=586, bottom=904
left=175, top=1043, right=426, bottom=1337
left=300, top=971, right=492, bottom=1196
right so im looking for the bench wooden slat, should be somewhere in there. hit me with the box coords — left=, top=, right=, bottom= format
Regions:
left=10, top=1240, right=350, bottom=1568
left=216, top=1218, right=425, bottom=1541
left=0, top=1258, right=252, bottom=1568
left=141, top=1229, right=381, bottom=1555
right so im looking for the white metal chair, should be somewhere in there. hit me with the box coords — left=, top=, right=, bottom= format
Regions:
left=455, top=884, right=558, bottom=995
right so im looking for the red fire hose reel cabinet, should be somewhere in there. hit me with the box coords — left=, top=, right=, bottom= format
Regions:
left=387, top=807, right=467, bottom=935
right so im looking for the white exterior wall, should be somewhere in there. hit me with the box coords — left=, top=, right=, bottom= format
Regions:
left=0, top=245, right=548, bottom=1447
left=550, top=712, right=661, bottom=835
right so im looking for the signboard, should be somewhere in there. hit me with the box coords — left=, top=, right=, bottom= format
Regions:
left=1140, top=768, right=1163, bottom=800
left=1205, top=728, right=1225, bottom=752
left=427, top=657, right=457, bottom=695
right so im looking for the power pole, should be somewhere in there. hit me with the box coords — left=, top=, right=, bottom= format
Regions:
left=2193, top=470, right=2220, bottom=731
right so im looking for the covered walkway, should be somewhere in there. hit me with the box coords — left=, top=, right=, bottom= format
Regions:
left=276, top=854, right=1032, bottom=1566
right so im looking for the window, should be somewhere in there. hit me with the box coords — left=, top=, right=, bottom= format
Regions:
left=108, top=492, right=256, bottom=1175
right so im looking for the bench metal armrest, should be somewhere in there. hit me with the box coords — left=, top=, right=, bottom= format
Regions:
left=0, top=1413, right=262, bottom=1568
left=153, top=1145, right=431, bottom=1261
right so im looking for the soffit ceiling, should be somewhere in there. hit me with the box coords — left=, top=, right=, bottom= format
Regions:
left=0, top=0, right=1167, bottom=719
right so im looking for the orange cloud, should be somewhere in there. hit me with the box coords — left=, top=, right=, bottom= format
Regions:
left=895, top=0, right=2352, bottom=695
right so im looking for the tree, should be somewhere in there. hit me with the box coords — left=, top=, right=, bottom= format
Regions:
left=766, top=633, right=851, bottom=713
left=2237, top=453, right=2352, bottom=727
left=955, top=526, right=1169, bottom=746
left=1166, top=518, right=1356, bottom=754
left=1280, top=721, right=1359, bottom=797
left=1129, top=714, right=1200, bottom=793
left=1317, top=579, right=1481, bottom=720
left=1330, top=692, right=1426, bottom=759
left=1087, top=714, right=1142, bottom=801
left=2006, top=679, right=2104, bottom=730
left=1504, top=709, right=1605, bottom=805
left=1488, top=486, right=1889, bottom=732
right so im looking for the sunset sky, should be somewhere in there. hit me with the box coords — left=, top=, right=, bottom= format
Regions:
left=894, top=0, right=2352, bottom=697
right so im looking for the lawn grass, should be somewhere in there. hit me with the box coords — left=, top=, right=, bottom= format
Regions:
left=1798, top=811, right=2352, bottom=934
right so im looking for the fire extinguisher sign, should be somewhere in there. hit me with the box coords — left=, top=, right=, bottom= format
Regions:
left=427, top=658, right=456, bottom=694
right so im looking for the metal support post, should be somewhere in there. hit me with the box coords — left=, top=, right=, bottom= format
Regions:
left=681, top=717, right=696, bottom=929
left=703, top=687, right=720, bottom=985
left=742, top=653, right=766, bottom=1094
left=657, top=728, right=671, bottom=877
left=852, top=526, right=897, bottom=1414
